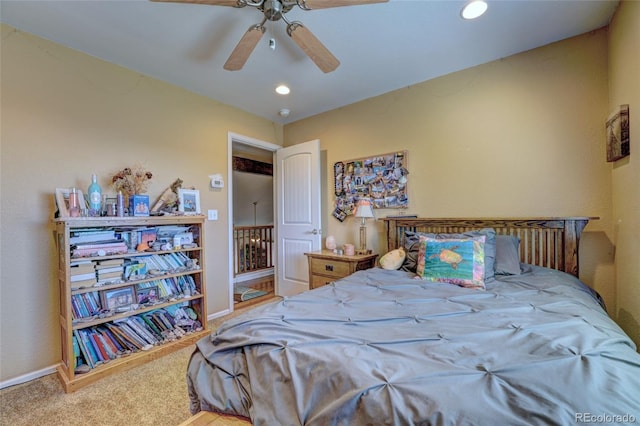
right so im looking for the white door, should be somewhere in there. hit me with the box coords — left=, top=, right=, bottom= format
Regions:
left=276, top=139, right=321, bottom=296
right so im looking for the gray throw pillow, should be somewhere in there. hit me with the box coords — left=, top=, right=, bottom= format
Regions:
left=495, top=235, right=521, bottom=275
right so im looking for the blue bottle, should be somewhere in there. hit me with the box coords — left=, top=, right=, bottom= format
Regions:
left=87, top=174, right=102, bottom=216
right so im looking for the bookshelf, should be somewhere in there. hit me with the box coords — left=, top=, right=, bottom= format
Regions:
left=54, top=215, right=209, bottom=393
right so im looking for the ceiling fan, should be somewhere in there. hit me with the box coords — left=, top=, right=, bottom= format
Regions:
left=151, top=0, right=388, bottom=73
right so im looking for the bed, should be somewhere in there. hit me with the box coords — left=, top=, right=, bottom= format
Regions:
left=187, top=217, right=640, bottom=425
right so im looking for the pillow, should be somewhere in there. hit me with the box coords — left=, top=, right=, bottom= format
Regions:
left=401, top=228, right=496, bottom=281
left=416, top=235, right=486, bottom=290
left=379, top=248, right=406, bottom=270
left=495, top=235, right=521, bottom=275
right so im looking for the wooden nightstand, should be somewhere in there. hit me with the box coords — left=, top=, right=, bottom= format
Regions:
left=305, top=250, right=379, bottom=289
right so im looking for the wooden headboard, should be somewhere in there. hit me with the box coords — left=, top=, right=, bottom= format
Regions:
left=382, top=217, right=594, bottom=278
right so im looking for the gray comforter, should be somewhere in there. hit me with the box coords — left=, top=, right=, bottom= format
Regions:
left=187, top=266, right=640, bottom=425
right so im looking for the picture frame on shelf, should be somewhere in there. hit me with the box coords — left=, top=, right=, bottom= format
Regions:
left=55, top=188, right=87, bottom=218
left=101, top=286, right=135, bottom=311
left=136, top=286, right=159, bottom=304
left=178, top=189, right=201, bottom=215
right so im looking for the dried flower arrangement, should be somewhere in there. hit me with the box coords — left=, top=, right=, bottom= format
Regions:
left=112, top=164, right=153, bottom=198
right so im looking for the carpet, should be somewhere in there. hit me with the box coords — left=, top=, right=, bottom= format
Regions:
left=0, top=297, right=281, bottom=426
left=233, top=286, right=268, bottom=302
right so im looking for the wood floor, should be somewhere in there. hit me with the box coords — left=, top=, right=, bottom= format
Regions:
left=234, top=274, right=276, bottom=309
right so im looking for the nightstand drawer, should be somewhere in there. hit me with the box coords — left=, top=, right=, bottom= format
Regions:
left=310, top=258, right=350, bottom=278
left=311, top=275, right=336, bottom=289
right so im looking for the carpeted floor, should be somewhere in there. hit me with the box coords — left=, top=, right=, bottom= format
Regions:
left=0, top=297, right=280, bottom=426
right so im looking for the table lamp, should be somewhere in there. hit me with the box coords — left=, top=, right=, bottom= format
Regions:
left=354, top=199, right=375, bottom=255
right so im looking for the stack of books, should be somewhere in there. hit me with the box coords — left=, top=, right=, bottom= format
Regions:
left=72, top=308, right=189, bottom=369
left=137, top=252, right=193, bottom=272
left=70, top=260, right=97, bottom=289
left=95, top=259, right=124, bottom=285
left=71, top=227, right=128, bottom=258
left=71, top=291, right=101, bottom=319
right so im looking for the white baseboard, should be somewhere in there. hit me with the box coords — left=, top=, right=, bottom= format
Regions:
left=207, top=308, right=232, bottom=321
left=0, top=364, right=58, bottom=390
left=234, top=268, right=274, bottom=284
left=2, top=305, right=250, bottom=390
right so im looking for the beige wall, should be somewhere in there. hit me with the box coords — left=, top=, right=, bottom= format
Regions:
left=285, top=29, right=620, bottom=327
left=0, top=24, right=282, bottom=382
left=2, top=2, right=638, bottom=385
left=608, top=0, right=640, bottom=345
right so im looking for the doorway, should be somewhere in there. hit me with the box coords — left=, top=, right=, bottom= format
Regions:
left=228, top=133, right=280, bottom=309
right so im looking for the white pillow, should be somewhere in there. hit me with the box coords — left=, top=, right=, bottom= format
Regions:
left=379, top=248, right=406, bottom=270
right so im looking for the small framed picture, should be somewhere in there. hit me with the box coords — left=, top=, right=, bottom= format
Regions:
left=55, top=188, right=87, bottom=218
left=136, top=286, right=159, bottom=304
left=100, top=286, right=135, bottom=311
left=178, top=189, right=201, bottom=215
left=606, top=104, right=630, bottom=162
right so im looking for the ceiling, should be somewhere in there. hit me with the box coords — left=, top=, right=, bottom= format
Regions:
left=1, top=0, right=619, bottom=124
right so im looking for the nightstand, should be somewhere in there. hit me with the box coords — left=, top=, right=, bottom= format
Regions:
left=305, top=250, right=379, bottom=289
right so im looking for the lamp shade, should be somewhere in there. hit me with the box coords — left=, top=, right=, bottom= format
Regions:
left=354, top=200, right=375, bottom=219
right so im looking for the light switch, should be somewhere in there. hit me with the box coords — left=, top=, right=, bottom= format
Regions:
left=208, top=209, right=218, bottom=221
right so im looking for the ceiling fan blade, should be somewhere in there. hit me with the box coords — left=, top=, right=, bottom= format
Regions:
left=224, top=25, right=265, bottom=71
left=287, top=22, right=339, bottom=73
left=297, top=0, right=388, bottom=10
left=150, top=0, right=244, bottom=6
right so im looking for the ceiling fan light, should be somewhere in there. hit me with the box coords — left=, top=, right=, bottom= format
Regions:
left=276, top=85, right=290, bottom=95
left=461, top=0, right=487, bottom=20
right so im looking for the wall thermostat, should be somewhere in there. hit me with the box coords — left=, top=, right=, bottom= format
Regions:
left=209, top=174, right=224, bottom=188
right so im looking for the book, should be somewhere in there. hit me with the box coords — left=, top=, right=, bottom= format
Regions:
left=70, top=230, right=116, bottom=245
left=71, top=295, right=90, bottom=317
left=96, top=258, right=125, bottom=267
left=125, top=318, right=157, bottom=345
left=123, top=262, right=146, bottom=281
left=141, top=314, right=163, bottom=336
left=94, top=329, right=118, bottom=360
left=73, top=330, right=95, bottom=369
left=113, top=321, right=148, bottom=349
left=70, top=261, right=96, bottom=275
left=87, top=331, right=109, bottom=363
left=96, top=270, right=123, bottom=278
left=77, top=329, right=102, bottom=367
left=97, top=326, right=125, bottom=354
left=72, top=240, right=126, bottom=249
left=95, top=265, right=124, bottom=274
left=70, top=272, right=97, bottom=282
left=72, top=242, right=128, bottom=258
left=80, top=293, right=98, bottom=316
left=71, top=278, right=98, bottom=290
left=105, top=323, right=142, bottom=351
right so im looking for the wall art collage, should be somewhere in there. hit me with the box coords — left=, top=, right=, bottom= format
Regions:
left=332, top=150, right=408, bottom=222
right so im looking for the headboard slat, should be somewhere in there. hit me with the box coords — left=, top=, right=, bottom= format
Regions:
left=382, top=217, right=594, bottom=278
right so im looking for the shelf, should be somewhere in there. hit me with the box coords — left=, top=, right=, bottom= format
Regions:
left=70, top=269, right=203, bottom=295
left=70, top=246, right=202, bottom=263
left=54, top=215, right=208, bottom=392
left=71, top=294, right=204, bottom=330
left=56, top=328, right=210, bottom=393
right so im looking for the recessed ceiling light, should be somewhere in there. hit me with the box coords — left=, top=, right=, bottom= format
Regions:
left=275, top=85, right=290, bottom=95
left=461, top=0, right=488, bottom=20
left=279, top=108, right=290, bottom=117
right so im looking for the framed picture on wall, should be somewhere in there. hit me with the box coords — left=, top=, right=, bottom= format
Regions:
left=606, top=104, right=630, bottom=162
left=333, top=150, right=409, bottom=219
left=178, top=189, right=201, bottom=215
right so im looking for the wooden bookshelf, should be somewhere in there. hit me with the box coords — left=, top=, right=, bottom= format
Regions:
left=54, top=215, right=208, bottom=393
